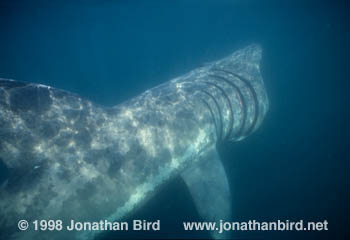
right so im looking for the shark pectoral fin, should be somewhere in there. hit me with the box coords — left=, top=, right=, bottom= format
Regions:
left=181, top=147, right=231, bottom=239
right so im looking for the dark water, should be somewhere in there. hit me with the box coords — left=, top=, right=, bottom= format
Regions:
left=0, top=0, right=348, bottom=239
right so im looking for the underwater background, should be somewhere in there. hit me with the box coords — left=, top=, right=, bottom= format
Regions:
left=0, top=0, right=347, bottom=239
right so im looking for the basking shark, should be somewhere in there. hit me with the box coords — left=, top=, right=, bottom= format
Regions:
left=0, top=44, right=268, bottom=240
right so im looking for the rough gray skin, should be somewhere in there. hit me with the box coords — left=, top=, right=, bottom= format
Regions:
left=0, top=45, right=268, bottom=240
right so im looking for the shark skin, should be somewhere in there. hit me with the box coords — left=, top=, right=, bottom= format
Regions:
left=0, top=44, right=268, bottom=240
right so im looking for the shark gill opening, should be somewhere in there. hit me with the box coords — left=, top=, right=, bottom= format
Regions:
left=213, top=69, right=260, bottom=137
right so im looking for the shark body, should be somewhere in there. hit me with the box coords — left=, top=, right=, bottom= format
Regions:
left=0, top=45, right=268, bottom=240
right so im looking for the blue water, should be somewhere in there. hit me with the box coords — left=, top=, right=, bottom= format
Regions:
left=0, top=0, right=347, bottom=239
